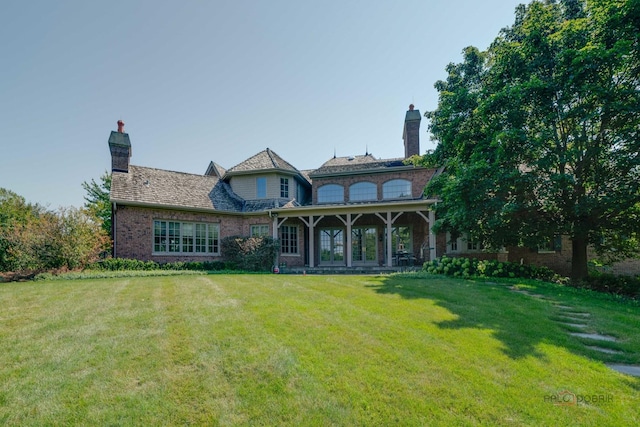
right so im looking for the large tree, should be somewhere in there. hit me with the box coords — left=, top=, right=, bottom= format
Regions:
left=424, top=0, right=640, bottom=280
left=82, top=171, right=112, bottom=236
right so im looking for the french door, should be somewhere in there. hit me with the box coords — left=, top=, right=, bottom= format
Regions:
left=319, top=228, right=345, bottom=265
left=352, top=227, right=377, bottom=264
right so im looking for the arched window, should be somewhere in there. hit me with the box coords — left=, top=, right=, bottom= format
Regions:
left=382, top=179, right=412, bottom=199
left=349, top=182, right=377, bottom=202
left=317, top=184, right=344, bottom=203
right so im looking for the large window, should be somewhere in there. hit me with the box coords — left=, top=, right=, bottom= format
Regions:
left=256, top=177, right=267, bottom=199
left=280, top=178, right=289, bottom=198
left=317, top=184, right=344, bottom=203
left=154, top=220, right=219, bottom=254
left=349, top=182, right=377, bottom=202
left=382, top=179, right=412, bottom=199
left=280, top=225, right=298, bottom=254
left=446, top=232, right=484, bottom=253
left=251, top=224, right=270, bottom=237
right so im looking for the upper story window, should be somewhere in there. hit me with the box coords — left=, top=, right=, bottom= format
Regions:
left=280, top=177, right=289, bottom=198
left=317, top=184, right=344, bottom=203
left=383, top=179, right=412, bottom=200
left=256, top=177, right=267, bottom=199
left=349, top=182, right=377, bottom=202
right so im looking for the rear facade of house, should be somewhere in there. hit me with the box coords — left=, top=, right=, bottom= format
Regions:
left=109, top=107, right=640, bottom=275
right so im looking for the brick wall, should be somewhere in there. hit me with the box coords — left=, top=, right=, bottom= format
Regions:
left=311, top=168, right=435, bottom=205
left=114, top=205, right=268, bottom=262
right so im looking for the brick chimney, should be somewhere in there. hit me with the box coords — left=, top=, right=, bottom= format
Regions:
left=403, top=104, right=421, bottom=158
left=108, top=120, right=131, bottom=173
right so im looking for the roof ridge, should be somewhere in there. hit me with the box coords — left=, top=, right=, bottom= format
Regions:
left=128, top=164, right=217, bottom=179
left=266, top=148, right=279, bottom=168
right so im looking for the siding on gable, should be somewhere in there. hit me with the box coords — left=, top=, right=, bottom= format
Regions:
left=230, top=173, right=300, bottom=200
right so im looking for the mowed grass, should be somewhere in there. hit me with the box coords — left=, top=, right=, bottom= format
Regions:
left=1, top=274, right=639, bottom=426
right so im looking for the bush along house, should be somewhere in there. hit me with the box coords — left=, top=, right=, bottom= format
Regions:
left=109, top=106, right=441, bottom=271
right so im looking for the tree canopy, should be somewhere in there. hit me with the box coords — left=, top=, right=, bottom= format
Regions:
left=424, top=0, right=640, bottom=279
left=82, top=171, right=112, bottom=236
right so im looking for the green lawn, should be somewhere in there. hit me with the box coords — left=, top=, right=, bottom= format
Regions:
left=1, top=274, right=638, bottom=426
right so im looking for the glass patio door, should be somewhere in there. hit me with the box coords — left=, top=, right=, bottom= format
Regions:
left=352, top=227, right=377, bottom=264
left=319, top=228, right=345, bottom=265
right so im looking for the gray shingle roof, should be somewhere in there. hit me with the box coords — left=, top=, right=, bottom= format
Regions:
left=111, top=165, right=243, bottom=212
left=111, top=165, right=300, bottom=213
left=310, top=154, right=406, bottom=176
left=204, top=161, right=227, bottom=178
left=226, top=148, right=300, bottom=174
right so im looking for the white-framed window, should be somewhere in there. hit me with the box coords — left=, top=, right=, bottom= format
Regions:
left=538, top=236, right=562, bottom=253
left=251, top=224, right=270, bottom=237
left=280, top=225, right=298, bottom=254
left=154, top=220, right=219, bottom=254
left=317, top=184, right=344, bottom=203
left=280, top=177, right=289, bottom=198
left=446, top=232, right=484, bottom=253
left=256, top=177, right=267, bottom=199
left=467, top=239, right=483, bottom=251
left=349, top=182, right=377, bottom=202
left=382, top=179, right=412, bottom=199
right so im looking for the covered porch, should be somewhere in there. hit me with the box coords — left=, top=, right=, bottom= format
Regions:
left=268, top=199, right=438, bottom=270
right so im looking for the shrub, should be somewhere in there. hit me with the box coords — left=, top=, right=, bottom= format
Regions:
left=572, top=273, right=640, bottom=299
left=91, top=258, right=233, bottom=272
left=221, top=236, right=279, bottom=272
left=423, top=256, right=562, bottom=282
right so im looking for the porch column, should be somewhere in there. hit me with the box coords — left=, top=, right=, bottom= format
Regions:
left=308, top=216, right=315, bottom=268
left=429, top=209, right=436, bottom=261
left=386, top=211, right=393, bottom=267
left=346, top=213, right=352, bottom=267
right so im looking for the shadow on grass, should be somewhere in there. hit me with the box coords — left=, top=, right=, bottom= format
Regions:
left=369, top=275, right=585, bottom=361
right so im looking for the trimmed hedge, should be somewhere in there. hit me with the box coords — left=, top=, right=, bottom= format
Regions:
left=423, top=256, right=562, bottom=282
left=91, top=258, right=233, bottom=272
left=572, top=273, right=640, bottom=299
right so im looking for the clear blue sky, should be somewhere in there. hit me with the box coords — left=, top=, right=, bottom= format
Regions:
left=0, top=0, right=524, bottom=208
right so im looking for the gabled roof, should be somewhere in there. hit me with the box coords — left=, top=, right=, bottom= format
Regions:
left=204, top=161, right=227, bottom=179
left=226, top=148, right=299, bottom=175
left=110, top=165, right=243, bottom=212
left=310, top=154, right=408, bottom=177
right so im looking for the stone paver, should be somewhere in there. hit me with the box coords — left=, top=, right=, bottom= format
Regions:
left=587, top=346, right=623, bottom=355
left=560, top=322, right=588, bottom=329
left=606, top=364, right=640, bottom=377
left=569, top=332, right=617, bottom=342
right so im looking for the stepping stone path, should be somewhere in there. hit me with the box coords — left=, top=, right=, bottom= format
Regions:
left=507, top=285, right=640, bottom=377
left=569, top=332, right=618, bottom=342
left=606, top=364, right=640, bottom=377
left=587, top=346, right=623, bottom=355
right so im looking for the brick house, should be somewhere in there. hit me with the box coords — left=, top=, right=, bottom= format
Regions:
left=108, top=108, right=640, bottom=275
left=110, top=107, right=440, bottom=270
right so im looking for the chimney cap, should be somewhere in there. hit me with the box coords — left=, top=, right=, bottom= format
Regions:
left=117, top=120, right=125, bottom=133
left=409, top=104, right=414, bottom=111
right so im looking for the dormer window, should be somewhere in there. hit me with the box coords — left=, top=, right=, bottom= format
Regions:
left=383, top=179, right=412, bottom=199
left=318, top=184, right=344, bottom=203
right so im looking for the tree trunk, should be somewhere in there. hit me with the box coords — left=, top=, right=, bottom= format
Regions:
left=571, top=236, right=588, bottom=281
